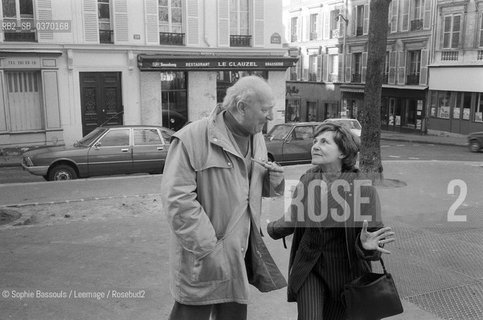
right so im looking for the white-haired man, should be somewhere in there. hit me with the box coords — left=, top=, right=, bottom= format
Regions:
left=162, top=76, right=286, bottom=320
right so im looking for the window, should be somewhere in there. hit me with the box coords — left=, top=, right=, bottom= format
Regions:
left=352, top=53, right=362, bottom=82
left=2, top=0, right=36, bottom=41
left=476, top=93, right=483, bottom=122
left=330, top=9, right=340, bottom=38
left=443, top=15, right=461, bottom=49
left=407, top=50, right=421, bottom=84
left=159, top=0, right=184, bottom=44
left=134, top=129, right=162, bottom=145
left=309, top=13, right=318, bottom=40
left=291, top=16, right=298, bottom=42
left=161, top=72, right=188, bottom=131
left=98, top=0, right=113, bottom=43
left=410, top=0, right=423, bottom=30
left=99, top=129, right=130, bottom=146
left=479, top=13, right=483, bottom=47
left=230, top=0, right=250, bottom=46
left=293, top=126, right=313, bottom=140
left=329, top=54, right=339, bottom=82
left=401, top=0, right=409, bottom=31
left=308, top=55, right=318, bottom=81
left=356, top=5, right=364, bottom=36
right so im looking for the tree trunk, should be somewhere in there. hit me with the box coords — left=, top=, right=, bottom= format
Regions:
left=359, top=0, right=391, bottom=184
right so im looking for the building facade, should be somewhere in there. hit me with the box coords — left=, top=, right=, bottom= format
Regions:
left=284, top=0, right=483, bottom=135
left=427, top=0, right=483, bottom=135
left=0, top=0, right=295, bottom=147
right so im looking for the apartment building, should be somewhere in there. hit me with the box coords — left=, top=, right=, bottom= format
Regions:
left=0, top=0, right=295, bottom=147
left=284, top=0, right=434, bottom=133
left=427, top=0, right=483, bottom=135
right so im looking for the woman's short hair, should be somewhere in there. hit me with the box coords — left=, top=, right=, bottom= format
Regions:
left=314, top=122, right=360, bottom=170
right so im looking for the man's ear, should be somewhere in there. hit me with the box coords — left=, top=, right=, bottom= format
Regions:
left=236, top=100, right=247, bottom=114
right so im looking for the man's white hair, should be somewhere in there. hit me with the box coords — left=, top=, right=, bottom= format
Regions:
left=222, top=75, right=273, bottom=111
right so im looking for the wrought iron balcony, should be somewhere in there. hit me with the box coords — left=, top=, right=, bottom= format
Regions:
left=478, top=50, right=483, bottom=61
left=441, top=51, right=459, bottom=61
left=159, top=32, right=185, bottom=45
left=309, top=32, right=318, bottom=40
left=291, top=34, right=297, bottom=42
left=410, top=19, right=423, bottom=31
left=290, top=73, right=298, bottom=80
left=230, top=35, right=252, bottom=47
left=328, top=73, right=340, bottom=82
left=406, top=73, right=420, bottom=85
left=351, top=73, right=361, bottom=83
left=356, top=26, right=363, bottom=36
left=4, top=31, right=36, bottom=42
left=99, top=30, right=114, bottom=43
left=308, top=73, right=317, bottom=81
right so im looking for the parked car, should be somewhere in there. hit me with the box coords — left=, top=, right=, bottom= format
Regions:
left=265, top=122, right=323, bottom=164
left=22, top=125, right=175, bottom=181
left=468, top=132, right=483, bottom=152
left=322, top=118, right=362, bottom=137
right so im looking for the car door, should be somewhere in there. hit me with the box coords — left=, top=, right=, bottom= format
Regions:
left=87, top=128, right=133, bottom=176
left=131, top=128, right=168, bottom=174
left=281, top=126, right=315, bottom=162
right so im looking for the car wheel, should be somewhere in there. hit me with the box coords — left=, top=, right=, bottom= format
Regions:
left=469, top=140, right=481, bottom=153
left=48, top=164, right=78, bottom=181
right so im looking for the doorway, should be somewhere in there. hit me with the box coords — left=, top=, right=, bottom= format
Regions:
left=80, top=72, right=123, bottom=136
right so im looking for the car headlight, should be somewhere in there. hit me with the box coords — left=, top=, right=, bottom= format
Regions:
left=23, top=156, right=34, bottom=167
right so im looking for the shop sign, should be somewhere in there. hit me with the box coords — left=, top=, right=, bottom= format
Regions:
left=138, top=55, right=298, bottom=71
left=1, top=57, right=40, bottom=69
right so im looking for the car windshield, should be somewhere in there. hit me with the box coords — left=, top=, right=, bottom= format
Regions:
left=267, top=125, right=293, bottom=140
left=76, top=128, right=108, bottom=146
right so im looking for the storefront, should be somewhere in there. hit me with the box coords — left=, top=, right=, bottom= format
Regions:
left=137, top=54, right=297, bottom=131
left=428, top=66, right=483, bottom=135
left=0, top=51, right=63, bottom=147
left=340, top=84, right=428, bottom=133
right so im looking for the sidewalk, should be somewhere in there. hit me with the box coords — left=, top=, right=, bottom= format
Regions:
left=0, top=130, right=468, bottom=168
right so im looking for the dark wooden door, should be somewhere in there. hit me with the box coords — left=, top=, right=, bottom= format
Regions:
left=80, top=72, right=123, bottom=136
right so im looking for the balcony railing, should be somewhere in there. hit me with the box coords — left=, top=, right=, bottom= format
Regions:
left=230, top=35, right=251, bottom=47
left=410, top=19, right=423, bottom=31
left=308, top=73, right=317, bottom=81
left=351, top=73, right=361, bottom=83
left=356, top=26, right=363, bottom=36
left=406, top=73, right=420, bottom=85
left=159, top=32, right=185, bottom=45
left=441, top=50, right=459, bottom=61
left=330, top=29, right=340, bottom=38
left=291, top=34, right=297, bottom=42
left=99, top=30, right=114, bottom=43
left=309, top=32, right=318, bottom=40
left=290, top=73, right=298, bottom=80
left=478, top=50, right=483, bottom=61
left=4, top=31, right=36, bottom=42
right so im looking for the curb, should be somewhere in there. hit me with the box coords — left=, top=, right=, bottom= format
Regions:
left=380, top=136, right=467, bottom=148
left=0, top=161, right=21, bottom=168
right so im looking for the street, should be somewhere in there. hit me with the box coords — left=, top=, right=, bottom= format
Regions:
left=1, top=144, right=483, bottom=320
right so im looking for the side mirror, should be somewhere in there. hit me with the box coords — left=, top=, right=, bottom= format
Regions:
left=94, top=142, right=102, bottom=149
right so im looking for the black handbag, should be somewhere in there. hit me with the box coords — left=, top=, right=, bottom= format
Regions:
left=342, top=258, right=404, bottom=320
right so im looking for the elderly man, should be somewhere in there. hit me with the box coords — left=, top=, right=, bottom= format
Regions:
left=162, top=76, right=286, bottom=320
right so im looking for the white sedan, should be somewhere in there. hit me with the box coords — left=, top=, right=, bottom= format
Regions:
left=322, top=118, right=362, bottom=137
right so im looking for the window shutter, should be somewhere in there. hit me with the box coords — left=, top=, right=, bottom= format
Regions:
left=391, top=0, right=398, bottom=33
left=186, top=0, right=200, bottom=45
left=345, top=53, right=352, bottom=82
left=0, top=4, right=3, bottom=42
left=338, top=53, right=344, bottom=82
left=323, top=10, right=330, bottom=39
left=36, top=0, right=53, bottom=41
left=114, top=0, right=128, bottom=42
left=323, top=54, right=329, bottom=82
left=217, top=0, right=229, bottom=46
left=83, top=0, right=99, bottom=43
left=388, top=51, right=397, bottom=84
left=42, top=71, right=61, bottom=129
left=419, top=49, right=429, bottom=85
left=361, top=52, right=368, bottom=82
left=363, top=4, right=369, bottom=35
left=0, top=71, right=6, bottom=131
left=254, top=0, right=264, bottom=46
left=401, top=0, right=409, bottom=32
left=423, top=0, right=431, bottom=30
left=316, top=55, right=321, bottom=81
left=352, top=6, right=356, bottom=36
left=144, top=0, right=159, bottom=45
left=316, top=12, right=322, bottom=40
left=305, top=15, right=310, bottom=42
left=397, top=51, right=406, bottom=85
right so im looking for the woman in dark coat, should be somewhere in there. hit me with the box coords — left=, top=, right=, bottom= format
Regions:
left=267, top=123, right=395, bottom=320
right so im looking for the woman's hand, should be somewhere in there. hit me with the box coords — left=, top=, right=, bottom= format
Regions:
left=360, top=220, right=395, bottom=254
